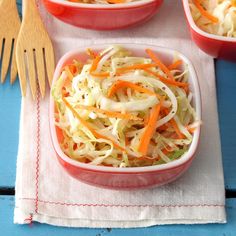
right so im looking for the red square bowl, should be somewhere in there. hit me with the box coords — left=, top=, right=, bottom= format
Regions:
left=42, top=0, right=164, bottom=30
left=182, top=0, right=236, bottom=61
left=49, top=43, right=201, bottom=190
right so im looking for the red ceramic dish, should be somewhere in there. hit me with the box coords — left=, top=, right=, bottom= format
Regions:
left=182, top=0, right=236, bottom=61
left=49, top=43, right=201, bottom=190
left=42, top=0, right=164, bottom=30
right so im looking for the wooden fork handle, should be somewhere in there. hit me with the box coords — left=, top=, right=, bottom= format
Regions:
left=0, top=0, right=18, bottom=7
left=23, top=0, right=40, bottom=18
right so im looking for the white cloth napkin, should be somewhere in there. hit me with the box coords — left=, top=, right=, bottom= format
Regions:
left=14, top=0, right=226, bottom=227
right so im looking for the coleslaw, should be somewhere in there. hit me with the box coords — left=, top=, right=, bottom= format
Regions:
left=52, top=45, right=200, bottom=167
left=190, top=0, right=236, bottom=37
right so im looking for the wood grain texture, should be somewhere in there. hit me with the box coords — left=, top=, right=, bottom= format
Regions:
left=16, top=0, right=55, bottom=98
left=0, top=0, right=21, bottom=83
left=0, top=196, right=235, bottom=236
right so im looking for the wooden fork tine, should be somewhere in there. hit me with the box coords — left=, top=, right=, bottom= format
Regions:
left=35, top=49, right=46, bottom=98
left=15, top=0, right=55, bottom=98
left=16, top=48, right=27, bottom=97
left=0, top=38, right=3, bottom=58
left=1, top=38, right=12, bottom=83
left=10, top=42, right=18, bottom=84
left=0, top=0, right=21, bottom=84
left=27, top=50, right=37, bottom=100
left=44, top=45, right=55, bottom=86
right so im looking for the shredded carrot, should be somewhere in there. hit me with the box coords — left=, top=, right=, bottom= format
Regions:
left=162, top=148, right=171, bottom=156
left=62, top=97, right=126, bottom=152
left=143, top=68, right=188, bottom=88
left=143, top=113, right=150, bottom=126
left=116, top=63, right=156, bottom=74
left=75, top=104, right=142, bottom=121
left=114, top=62, right=188, bottom=89
left=145, top=49, right=175, bottom=81
left=89, top=52, right=109, bottom=76
left=107, top=0, right=126, bottom=3
left=90, top=54, right=101, bottom=73
left=108, top=80, right=156, bottom=98
left=157, top=123, right=169, bottom=132
left=168, top=60, right=182, bottom=70
left=90, top=71, right=110, bottom=78
left=169, top=119, right=185, bottom=139
left=60, top=73, right=73, bottom=92
left=186, top=125, right=196, bottom=134
left=63, top=64, right=80, bottom=87
left=125, top=136, right=130, bottom=146
left=138, top=103, right=161, bottom=156
left=183, top=85, right=189, bottom=95
left=193, top=0, right=219, bottom=23
left=64, top=66, right=74, bottom=81
left=69, top=64, right=79, bottom=75
left=232, top=0, right=236, bottom=7
left=163, top=108, right=185, bottom=139
left=62, top=64, right=81, bottom=90
left=137, top=156, right=157, bottom=162
left=86, top=48, right=97, bottom=59
left=67, top=0, right=82, bottom=2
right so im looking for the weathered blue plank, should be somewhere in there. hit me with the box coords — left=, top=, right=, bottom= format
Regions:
left=16, top=0, right=22, bottom=17
left=0, top=196, right=235, bottom=236
left=0, top=80, right=21, bottom=187
left=0, top=2, right=21, bottom=187
left=216, top=60, right=236, bottom=191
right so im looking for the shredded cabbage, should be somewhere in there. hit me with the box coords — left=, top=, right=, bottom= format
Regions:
left=52, top=45, right=200, bottom=167
left=190, top=0, right=236, bottom=37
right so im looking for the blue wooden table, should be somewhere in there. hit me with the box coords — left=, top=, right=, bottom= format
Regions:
left=1, top=1, right=236, bottom=235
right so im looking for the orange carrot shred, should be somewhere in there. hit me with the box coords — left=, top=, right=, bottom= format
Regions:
left=186, top=125, right=196, bottom=134
left=62, top=97, right=126, bottom=152
left=90, top=71, right=110, bottom=78
left=67, top=0, right=82, bottom=2
left=138, top=103, right=161, bottom=156
left=143, top=113, right=150, bottom=126
left=169, top=118, right=185, bottom=139
left=163, top=108, right=185, bottom=139
left=168, top=59, right=182, bottom=70
left=143, top=68, right=188, bottom=88
left=137, top=156, right=157, bottom=161
left=162, top=148, right=171, bottom=156
left=64, top=66, right=74, bottom=81
left=90, top=54, right=101, bottom=73
left=107, top=80, right=156, bottom=98
left=193, top=0, right=219, bottom=23
left=87, top=48, right=97, bottom=59
left=145, top=49, right=175, bottom=81
left=107, top=0, right=126, bottom=3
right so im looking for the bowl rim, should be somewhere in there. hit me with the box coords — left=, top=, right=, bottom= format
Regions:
left=182, top=0, right=236, bottom=43
left=45, top=0, right=159, bottom=9
left=49, top=43, right=201, bottom=173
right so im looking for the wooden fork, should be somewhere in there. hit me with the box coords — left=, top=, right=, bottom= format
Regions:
left=16, top=0, right=55, bottom=99
left=0, top=0, right=21, bottom=84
